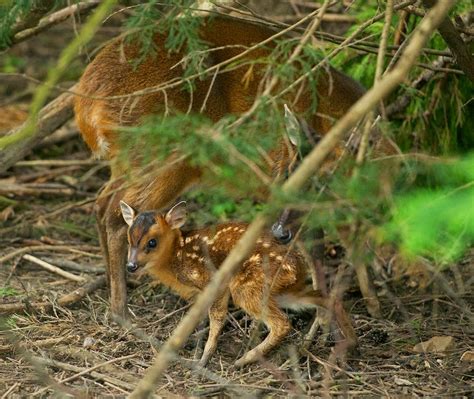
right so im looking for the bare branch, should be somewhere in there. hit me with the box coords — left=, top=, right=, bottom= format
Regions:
left=0, top=276, right=106, bottom=315
left=0, top=89, right=74, bottom=175
left=10, top=1, right=101, bottom=48
left=422, top=0, right=474, bottom=81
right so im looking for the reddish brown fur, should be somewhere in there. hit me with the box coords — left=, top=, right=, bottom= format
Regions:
left=122, top=202, right=357, bottom=366
left=74, top=16, right=385, bottom=318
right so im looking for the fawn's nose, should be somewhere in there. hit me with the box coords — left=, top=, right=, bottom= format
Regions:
left=126, top=262, right=138, bottom=273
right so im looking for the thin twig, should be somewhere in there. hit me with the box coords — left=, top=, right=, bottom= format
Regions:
left=0, top=244, right=100, bottom=264
left=22, top=254, right=87, bottom=283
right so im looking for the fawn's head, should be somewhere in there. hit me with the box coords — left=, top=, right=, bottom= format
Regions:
left=119, top=201, right=187, bottom=273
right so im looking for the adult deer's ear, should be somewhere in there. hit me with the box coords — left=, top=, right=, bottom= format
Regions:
left=284, top=104, right=301, bottom=147
left=165, top=201, right=187, bottom=229
left=120, top=201, right=136, bottom=227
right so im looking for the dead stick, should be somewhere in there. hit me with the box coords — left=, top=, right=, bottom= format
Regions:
left=11, top=2, right=101, bottom=47
left=40, top=354, right=137, bottom=389
left=15, top=159, right=104, bottom=167
left=31, top=355, right=136, bottom=391
left=23, top=254, right=87, bottom=283
left=0, top=276, right=106, bottom=315
left=0, top=244, right=100, bottom=264
left=0, top=89, right=74, bottom=175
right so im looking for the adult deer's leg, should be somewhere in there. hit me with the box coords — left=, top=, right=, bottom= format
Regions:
left=95, top=181, right=116, bottom=284
left=106, top=219, right=129, bottom=319
left=102, top=179, right=129, bottom=319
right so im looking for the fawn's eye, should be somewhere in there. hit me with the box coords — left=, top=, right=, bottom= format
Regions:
left=147, top=239, right=157, bottom=249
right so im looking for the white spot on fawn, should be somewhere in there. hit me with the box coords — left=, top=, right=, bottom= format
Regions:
left=263, top=242, right=271, bottom=248
left=249, top=254, right=261, bottom=263
left=96, top=136, right=110, bottom=158
left=276, top=255, right=283, bottom=262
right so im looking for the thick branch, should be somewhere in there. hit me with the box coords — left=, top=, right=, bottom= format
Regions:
left=0, top=89, right=74, bottom=175
left=11, top=0, right=55, bottom=36
left=422, top=0, right=474, bottom=81
left=0, top=276, right=106, bottom=315
left=128, top=1, right=455, bottom=397
left=11, top=1, right=101, bottom=48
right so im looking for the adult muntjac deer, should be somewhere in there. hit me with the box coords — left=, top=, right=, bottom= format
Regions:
left=119, top=200, right=358, bottom=366
left=74, top=15, right=373, bottom=318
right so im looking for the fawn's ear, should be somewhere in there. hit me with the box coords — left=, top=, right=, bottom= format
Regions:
left=284, top=104, right=301, bottom=147
left=165, top=201, right=187, bottom=229
left=120, top=201, right=136, bottom=227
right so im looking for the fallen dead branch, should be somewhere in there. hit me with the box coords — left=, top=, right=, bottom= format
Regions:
left=23, top=254, right=87, bottom=283
left=31, top=355, right=136, bottom=392
left=0, top=90, right=75, bottom=174
left=0, top=181, right=88, bottom=198
left=128, top=1, right=456, bottom=397
left=0, top=275, right=106, bottom=315
left=14, top=158, right=104, bottom=167
left=40, top=257, right=104, bottom=274
left=0, top=337, right=67, bottom=355
left=33, top=353, right=137, bottom=395
left=0, top=244, right=100, bottom=264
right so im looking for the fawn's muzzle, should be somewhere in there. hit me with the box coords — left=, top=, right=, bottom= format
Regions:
left=126, top=247, right=139, bottom=273
left=126, top=262, right=138, bottom=273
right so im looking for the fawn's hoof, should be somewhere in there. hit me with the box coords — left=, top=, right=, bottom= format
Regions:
left=234, top=350, right=262, bottom=367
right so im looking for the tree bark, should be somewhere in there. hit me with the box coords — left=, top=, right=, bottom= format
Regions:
left=422, top=0, right=474, bottom=82
left=0, top=89, right=74, bottom=175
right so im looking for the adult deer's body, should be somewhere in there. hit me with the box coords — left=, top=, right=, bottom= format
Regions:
left=74, top=16, right=367, bottom=317
left=120, top=200, right=358, bottom=366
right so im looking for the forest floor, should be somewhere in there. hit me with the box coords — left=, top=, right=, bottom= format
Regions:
left=0, top=124, right=473, bottom=397
left=1, top=14, right=473, bottom=399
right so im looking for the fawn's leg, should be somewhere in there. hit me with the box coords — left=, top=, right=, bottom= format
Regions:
left=233, top=296, right=291, bottom=367
left=199, top=290, right=230, bottom=366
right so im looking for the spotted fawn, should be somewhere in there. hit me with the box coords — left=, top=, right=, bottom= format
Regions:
left=120, top=200, right=357, bottom=366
